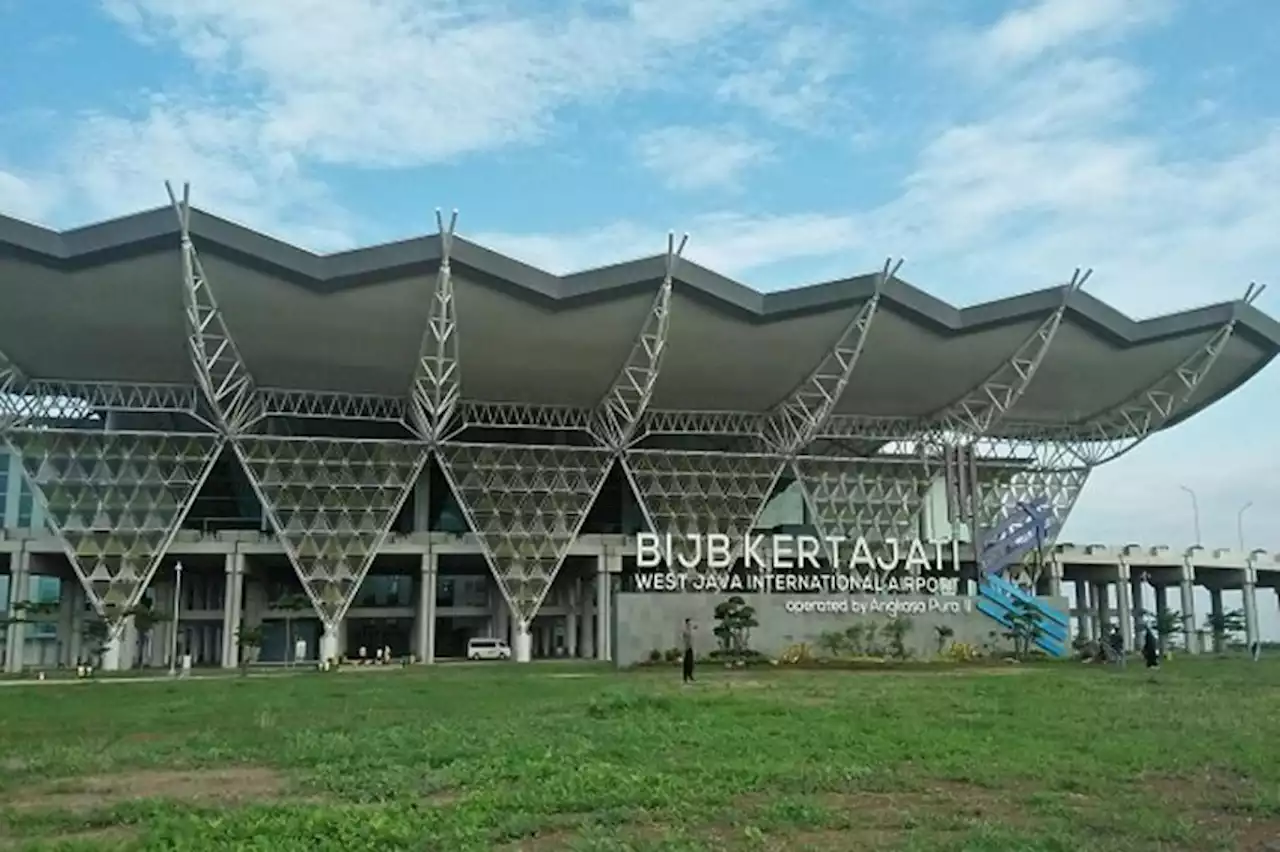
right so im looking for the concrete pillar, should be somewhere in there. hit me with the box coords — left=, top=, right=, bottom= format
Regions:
left=412, top=473, right=430, bottom=533
left=1094, top=581, right=1110, bottom=635
left=1179, top=562, right=1197, bottom=653
left=514, top=621, right=532, bottom=662
left=4, top=551, right=30, bottom=673
left=100, top=633, right=122, bottom=671
left=415, top=552, right=436, bottom=663
left=1116, top=562, right=1133, bottom=652
left=57, top=583, right=75, bottom=667
left=595, top=556, right=612, bottom=662
left=566, top=578, right=580, bottom=658
left=221, top=552, right=245, bottom=668
left=320, top=625, right=340, bottom=663
left=1046, top=559, right=1063, bottom=600
left=1242, top=564, right=1260, bottom=651
left=580, top=586, right=595, bottom=659
left=1209, top=587, right=1224, bottom=652
left=68, top=582, right=84, bottom=665
left=1074, top=582, right=1092, bottom=641
left=1130, top=576, right=1144, bottom=628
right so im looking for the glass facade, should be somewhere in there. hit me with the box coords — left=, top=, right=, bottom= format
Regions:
left=0, top=450, right=43, bottom=532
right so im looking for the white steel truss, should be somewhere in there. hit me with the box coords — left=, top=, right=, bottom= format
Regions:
left=623, top=449, right=784, bottom=568
left=1052, top=283, right=1263, bottom=465
left=0, top=348, right=27, bottom=430
left=253, top=388, right=407, bottom=424
left=930, top=269, right=1088, bottom=440
left=167, top=182, right=260, bottom=434
left=595, top=233, right=686, bottom=449
left=792, top=456, right=934, bottom=562
left=765, top=259, right=898, bottom=454
left=233, top=437, right=429, bottom=626
left=407, top=209, right=461, bottom=443
left=6, top=429, right=222, bottom=625
left=450, top=401, right=597, bottom=436
left=437, top=444, right=615, bottom=624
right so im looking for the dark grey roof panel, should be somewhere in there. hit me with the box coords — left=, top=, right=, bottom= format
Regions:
left=2, top=206, right=1279, bottom=351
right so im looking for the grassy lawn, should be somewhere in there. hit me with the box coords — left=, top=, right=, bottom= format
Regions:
left=0, top=659, right=1277, bottom=851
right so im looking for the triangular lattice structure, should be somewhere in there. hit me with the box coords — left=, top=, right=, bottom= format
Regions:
left=8, top=430, right=222, bottom=619
left=980, top=467, right=1088, bottom=586
left=438, top=444, right=614, bottom=624
left=792, top=458, right=933, bottom=569
left=233, top=437, right=429, bottom=625
left=624, top=450, right=783, bottom=568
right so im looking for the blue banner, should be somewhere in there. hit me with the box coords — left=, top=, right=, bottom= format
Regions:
left=978, top=499, right=1056, bottom=575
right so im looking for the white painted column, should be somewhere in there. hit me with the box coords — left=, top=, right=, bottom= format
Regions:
left=1116, top=561, right=1133, bottom=652
left=1179, top=561, right=1197, bottom=653
left=4, top=551, right=29, bottom=672
left=1242, top=563, right=1260, bottom=651
left=320, top=624, right=340, bottom=663
left=415, top=552, right=436, bottom=663
left=514, top=621, right=532, bottom=662
left=221, top=552, right=245, bottom=668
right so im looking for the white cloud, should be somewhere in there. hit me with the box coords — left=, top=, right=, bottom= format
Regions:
left=634, top=126, right=773, bottom=191
left=473, top=211, right=862, bottom=279
left=716, top=25, right=855, bottom=129
left=0, top=170, right=58, bottom=224
left=942, top=0, right=1173, bottom=75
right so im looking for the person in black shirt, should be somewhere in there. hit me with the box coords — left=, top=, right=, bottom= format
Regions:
left=681, top=619, right=695, bottom=684
left=1141, top=627, right=1159, bottom=668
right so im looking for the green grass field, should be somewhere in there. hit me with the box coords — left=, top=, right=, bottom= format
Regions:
left=0, top=659, right=1276, bottom=851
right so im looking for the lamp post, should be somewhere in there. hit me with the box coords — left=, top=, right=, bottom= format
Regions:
left=168, top=561, right=184, bottom=677
left=1179, top=486, right=1201, bottom=546
left=1237, top=501, right=1253, bottom=552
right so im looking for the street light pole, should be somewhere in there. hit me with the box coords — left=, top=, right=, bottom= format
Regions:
left=168, top=561, right=184, bottom=677
left=1179, top=486, right=1201, bottom=546
left=1237, top=501, right=1253, bottom=552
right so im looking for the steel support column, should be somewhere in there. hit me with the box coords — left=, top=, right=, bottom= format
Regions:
left=167, top=182, right=260, bottom=433
left=595, top=232, right=685, bottom=449
left=407, top=209, right=461, bottom=443
left=764, top=259, right=898, bottom=454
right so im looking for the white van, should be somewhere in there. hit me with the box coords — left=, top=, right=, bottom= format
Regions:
left=466, top=637, right=512, bottom=661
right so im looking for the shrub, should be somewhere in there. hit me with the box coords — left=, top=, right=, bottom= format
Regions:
left=648, top=649, right=662, bottom=663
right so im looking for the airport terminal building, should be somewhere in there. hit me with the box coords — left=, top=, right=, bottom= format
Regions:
left=1, top=190, right=1279, bottom=670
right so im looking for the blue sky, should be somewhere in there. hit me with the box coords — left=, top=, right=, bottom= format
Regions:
left=0, top=0, right=1278, bottom=571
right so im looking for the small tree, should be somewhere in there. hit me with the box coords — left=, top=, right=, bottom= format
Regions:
left=236, top=624, right=265, bottom=675
left=126, top=602, right=166, bottom=668
left=1152, top=609, right=1183, bottom=654
left=934, top=624, right=955, bottom=656
left=81, top=617, right=111, bottom=669
left=844, top=624, right=866, bottom=655
left=863, top=622, right=882, bottom=656
left=816, top=630, right=846, bottom=659
left=273, top=593, right=311, bottom=666
left=1204, top=609, right=1246, bottom=653
left=1003, top=599, right=1045, bottom=660
left=884, top=616, right=913, bottom=660
left=712, top=596, right=759, bottom=658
